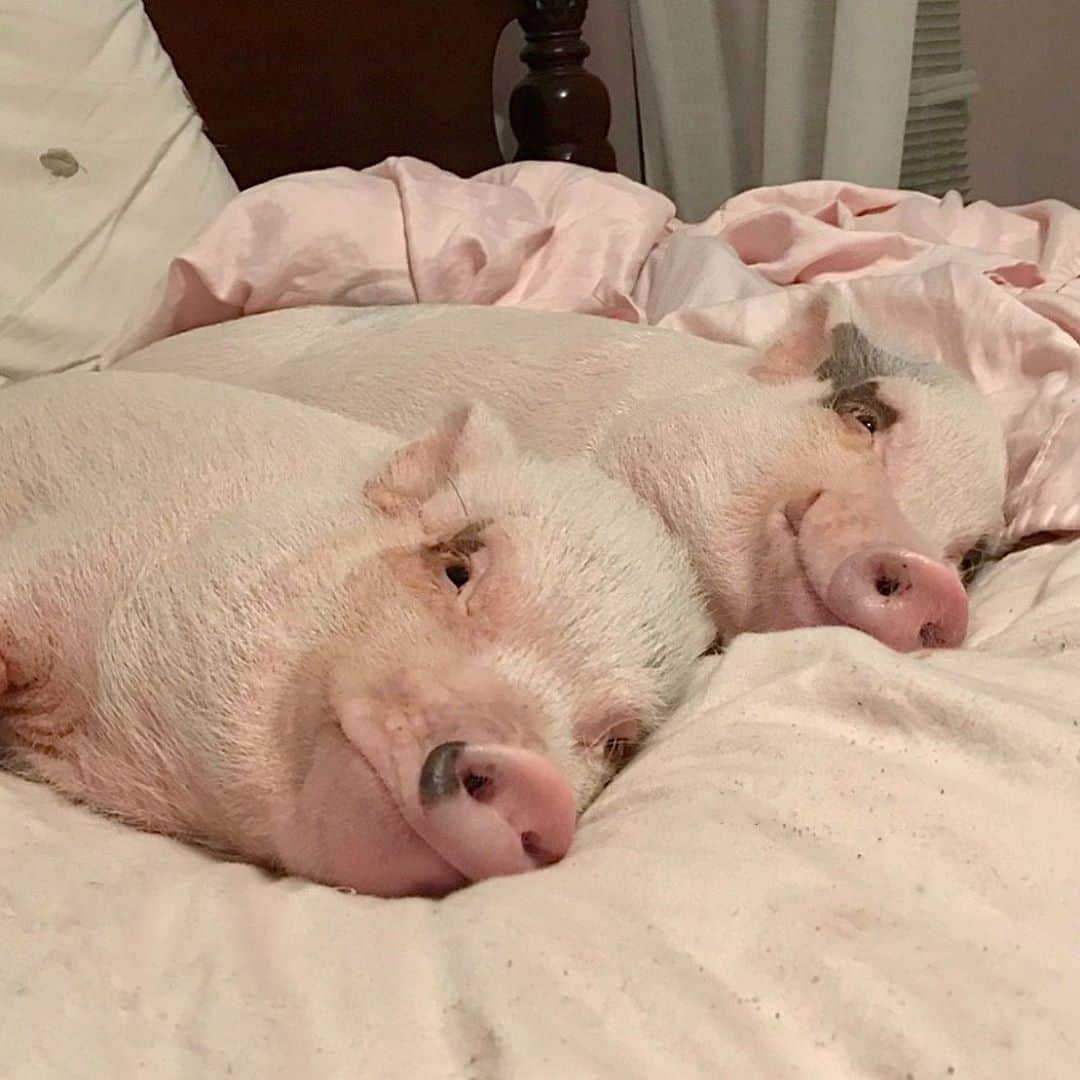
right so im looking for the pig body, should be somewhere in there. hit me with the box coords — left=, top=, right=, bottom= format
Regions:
left=0, top=371, right=711, bottom=896
left=119, top=303, right=1009, bottom=651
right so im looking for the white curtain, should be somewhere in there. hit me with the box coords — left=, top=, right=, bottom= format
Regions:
left=629, top=0, right=919, bottom=221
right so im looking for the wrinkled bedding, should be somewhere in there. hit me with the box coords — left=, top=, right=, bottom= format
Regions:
left=6, top=155, right=1080, bottom=1076
left=5, top=536, right=1078, bottom=1077
left=125, top=157, right=1080, bottom=541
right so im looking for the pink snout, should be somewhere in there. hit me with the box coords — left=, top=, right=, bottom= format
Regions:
left=415, top=742, right=577, bottom=884
left=825, top=546, right=969, bottom=652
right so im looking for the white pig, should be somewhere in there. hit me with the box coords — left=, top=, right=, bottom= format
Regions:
left=0, top=371, right=711, bottom=897
left=118, top=302, right=1008, bottom=652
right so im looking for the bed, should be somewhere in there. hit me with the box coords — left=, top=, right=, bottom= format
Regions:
left=3, top=2, right=1080, bottom=1077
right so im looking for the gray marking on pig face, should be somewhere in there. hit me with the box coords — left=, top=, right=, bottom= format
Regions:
left=419, top=740, right=467, bottom=806
left=819, top=322, right=952, bottom=390
left=817, top=322, right=955, bottom=431
left=818, top=322, right=1003, bottom=589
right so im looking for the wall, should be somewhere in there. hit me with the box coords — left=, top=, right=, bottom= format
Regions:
left=961, top=0, right=1080, bottom=206
left=493, top=0, right=642, bottom=181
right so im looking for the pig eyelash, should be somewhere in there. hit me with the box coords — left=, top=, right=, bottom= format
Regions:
left=584, top=714, right=643, bottom=769
left=580, top=734, right=639, bottom=771
left=446, top=477, right=470, bottom=519
left=427, top=525, right=486, bottom=560
left=602, top=736, right=638, bottom=768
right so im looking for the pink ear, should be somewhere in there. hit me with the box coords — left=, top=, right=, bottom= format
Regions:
left=363, top=402, right=516, bottom=516
left=748, top=293, right=836, bottom=385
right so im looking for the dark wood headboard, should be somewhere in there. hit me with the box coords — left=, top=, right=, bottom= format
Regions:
left=145, top=0, right=616, bottom=190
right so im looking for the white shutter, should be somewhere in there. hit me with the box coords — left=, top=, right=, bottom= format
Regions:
left=900, top=0, right=978, bottom=198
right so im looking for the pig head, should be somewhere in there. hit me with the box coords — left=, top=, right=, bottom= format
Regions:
left=607, top=316, right=1007, bottom=651
left=115, top=302, right=1007, bottom=651
left=0, top=372, right=711, bottom=898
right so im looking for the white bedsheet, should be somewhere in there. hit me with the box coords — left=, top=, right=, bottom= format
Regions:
left=5, top=536, right=1077, bottom=1078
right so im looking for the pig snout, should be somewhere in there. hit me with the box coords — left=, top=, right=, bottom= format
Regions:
left=417, top=742, right=577, bottom=883
left=824, top=546, right=969, bottom=651
left=334, top=671, right=581, bottom=894
left=786, top=488, right=969, bottom=651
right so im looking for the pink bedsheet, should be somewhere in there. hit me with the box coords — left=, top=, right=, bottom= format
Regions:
left=128, top=157, right=1080, bottom=541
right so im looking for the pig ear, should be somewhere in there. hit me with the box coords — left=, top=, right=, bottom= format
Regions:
left=748, top=293, right=838, bottom=385
left=364, top=402, right=516, bottom=516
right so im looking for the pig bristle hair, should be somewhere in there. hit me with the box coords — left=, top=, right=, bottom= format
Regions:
left=446, top=476, right=469, bottom=519
left=12, top=590, right=232, bottom=841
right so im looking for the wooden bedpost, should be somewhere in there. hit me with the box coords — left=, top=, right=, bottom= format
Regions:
left=509, top=0, right=617, bottom=171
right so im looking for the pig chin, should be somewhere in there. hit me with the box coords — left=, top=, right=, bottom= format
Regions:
left=754, top=507, right=839, bottom=632
left=752, top=497, right=970, bottom=652
left=276, top=669, right=580, bottom=899
left=280, top=723, right=469, bottom=899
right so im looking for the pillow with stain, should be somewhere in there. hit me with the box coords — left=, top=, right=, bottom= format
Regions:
left=0, top=0, right=236, bottom=383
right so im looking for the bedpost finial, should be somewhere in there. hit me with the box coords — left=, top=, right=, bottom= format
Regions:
left=518, top=0, right=587, bottom=36
left=509, top=0, right=617, bottom=172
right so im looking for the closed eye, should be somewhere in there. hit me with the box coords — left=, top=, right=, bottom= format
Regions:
left=957, top=547, right=985, bottom=586
left=954, top=535, right=991, bottom=587
left=585, top=716, right=642, bottom=771
left=602, top=736, right=637, bottom=768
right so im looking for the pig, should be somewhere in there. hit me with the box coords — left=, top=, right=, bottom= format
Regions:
left=0, top=371, right=712, bottom=897
left=117, top=301, right=1008, bottom=652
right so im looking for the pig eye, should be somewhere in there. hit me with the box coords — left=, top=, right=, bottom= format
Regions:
left=956, top=536, right=990, bottom=586
left=588, top=716, right=641, bottom=769
left=849, top=409, right=878, bottom=434
left=835, top=401, right=880, bottom=436
left=603, top=737, right=637, bottom=768
left=429, top=524, right=488, bottom=596
left=444, top=562, right=471, bottom=590
left=830, top=382, right=898, bottom=437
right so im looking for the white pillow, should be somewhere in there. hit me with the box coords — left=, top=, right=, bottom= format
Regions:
left=0, top=0, right=236, bottom=382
